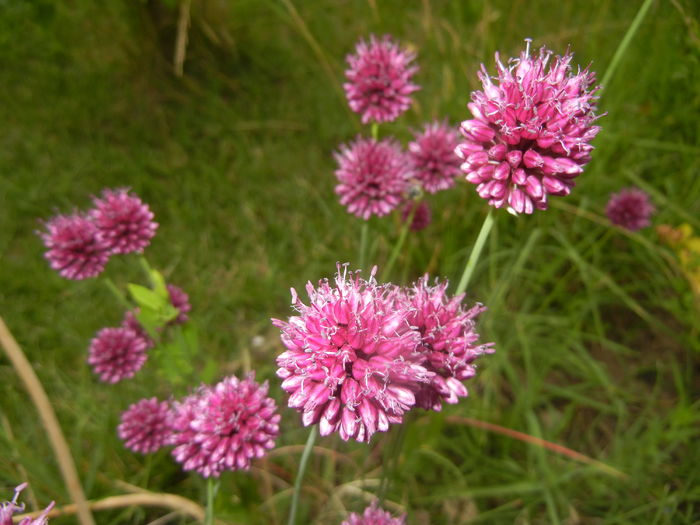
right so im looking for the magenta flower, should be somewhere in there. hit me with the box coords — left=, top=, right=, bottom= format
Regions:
left=456, top=40, right=602, bottom=214
left=398, top=276, right=494, bottom=411
left=170, top=374, right=280, bottom=478
left=273, top=265, right=431, bottom=443
left=408, top=121, right=462, bottom=193
left=341, top=501, right=406, bottom=525
left=39, top=213, right=109, bottom=280
left=91, top=188, right=158, bottom=254
left=344, top=35, right=419, bottom=124
left=606, top=187, right=655, bottom=231
left=1, top=483, right=54, bottom=525
left=335, top=137, right=411, bottom=220
left=401, top=201, right=431, bottom=232
left=118, top=397, right=173, bottom=454
left=167, top=284, right=191, bottom=324
left=87, top=327, right=149, bottom=383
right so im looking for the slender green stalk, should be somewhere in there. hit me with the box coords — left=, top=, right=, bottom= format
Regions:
left=381, top=203, right=417, bottom=281
left=288, top=425, right=318, bottom=525
left=455, top=210, right=495, bottom=295
left=359, top=221, right=369, bottom=270
left=371, top=122, right=379, bottom=140
left=138, top=255, right=154, bottom=285
left=600, top=0, right=654, bottom=88
left=204, top=478, right=218, bottom=525
left=103, top=278, right=131, bottom=310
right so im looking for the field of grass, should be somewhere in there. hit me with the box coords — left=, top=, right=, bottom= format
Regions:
left=1, top=0, right=699, bottom=523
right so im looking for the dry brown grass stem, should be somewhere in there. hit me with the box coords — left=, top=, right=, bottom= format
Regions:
left=0, top=315, right=95, bottom=525
left=174, top=0, right=192, bottom=77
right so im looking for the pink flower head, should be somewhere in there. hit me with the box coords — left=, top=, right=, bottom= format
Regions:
left=118, top=397, right=173, bottom=454
left=335, top=137, right=411, bottom=220
left=344, top=35, right=419, bottom=124
left=167, top=284, right=191, bottom=324
left=170, top=374, right=280, bottom=478
left=39, top=213, right=109, bottom=280
left=341, top=501, right=406, bottom=525
left=91, top=188, right=158, bottom=254
left=401, top=201, right=431, bottom=232
left=1, top=483, right=54, bottom=525
left=87, top=327, right=149, bottom=383
left=408, top=121, right=462, bottom=193
left=273, top=265, right=431, bottom=443
left=398, top=276, right=494, bottom=411
left=606, top=187, right=655, bottom=231
left=456, top=40, right=602, bottom=214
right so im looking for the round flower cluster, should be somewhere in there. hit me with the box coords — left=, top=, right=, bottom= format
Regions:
left=606, top=187, right=655, bottom=231
left=456, top=40, right=602, bottom=214
left=344, top=35, right=419, bottom=124
left=273, top=265, right=492, bottom=443
left=341, top=501, right=406, bottom=525
left=38, top=188, right=157, bottom=280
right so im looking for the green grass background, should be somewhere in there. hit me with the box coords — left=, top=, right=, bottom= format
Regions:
left=1, top=0, right=699, bottom=523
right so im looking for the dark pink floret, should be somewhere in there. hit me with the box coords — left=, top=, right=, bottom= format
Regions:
left=39, top=213, right=109, bottom=280
left=335, top=137, right=412, bottom=220
left=401, top=201, right=432, bottom=232
left=456, top=40, right=602, bottom=214
left=605, top=187, right=655, bottom=231
left=408, top=121, right=462, bottom=194
left=344, top=35, right=419, bottom=124
left=169, top=374, right=280, bottom=478
left=273, top=265, right=432, bottom=443
left=341, top=501, right=406, bottom=525
left=118, top=397, right=173, bottom=454
left=87, top=327, right=149, bottom=383
left=167, top=284, right=191, bottom=324
left=91, top=188, right=158, bottom=255
left=396, top=276, right=494, bottom=411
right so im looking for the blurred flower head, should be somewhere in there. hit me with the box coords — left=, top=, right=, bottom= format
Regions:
left=401, top=200, right=432, bottom=232
left=456, top=40, right=601, bottom=214
left=344, top=34, right=419, bottom=124
left=87, top=327, right=149, bottom=383
left=605, top=187, right=654, bottom=231
left=170, top=374, right=280, bottom=478
left=39, top=213, right=109, bottom=280
left=118, top=397, right=173, bottom=454
left=91, top=188, right=158, bottom=255
left=167, top=284, right=191, bottom=324
left=335, top=137, right=412, bottom=220
left=273, top=265, right=431, bottom=443
left=341, top=501, right=406, bottom=525
left=397, top=276, right=494, bottom=411
left=409, top=121, right=462, bottom=193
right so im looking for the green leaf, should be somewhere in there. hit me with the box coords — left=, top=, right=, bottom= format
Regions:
left=128, top=283, right=166, bottom=312
left=149, top=268, right=169, bottom=300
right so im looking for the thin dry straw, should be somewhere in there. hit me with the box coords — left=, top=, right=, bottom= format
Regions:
left=0, top=315, right=95, bottom=525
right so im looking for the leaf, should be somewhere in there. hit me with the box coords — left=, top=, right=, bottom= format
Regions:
left=128, top=283, right=166, bottom=312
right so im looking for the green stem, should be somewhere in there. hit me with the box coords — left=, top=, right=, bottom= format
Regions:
left=103, top=278, right=131, bottom=310
left=205, top=478, right=218, bottom=525
left=371, top=122, right=379, bottom=140
left=600, top=0, right=654, bottom=89
left=359, top=221, right=369, bottom=270
left=288, top=425, right=318, bottom=525
left=378, top=422, right=408, bottom=504
left=381, top=203, right=417, bottom=281
left=138, top=255, right=154, bottom=285
left=455, top=210, right=494, bottom=296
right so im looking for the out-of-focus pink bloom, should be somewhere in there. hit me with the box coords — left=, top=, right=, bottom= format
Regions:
left=409, top=121, right=462, bottom=193
left=335, top=137, right=411, bottom=220
left=606, top=187, right=655, bottom=231
left=456, top=40, right=602, bottom=214
left=170, top=374, right=280, bottom=478
left=344, top=35, right=419, bottom=124
left=91, top=188, right=158, bottom=254
left=87, top=327, right=149, bottom=383
left=397, top=276, right=494, bottom=411
left=401, top=201, right=431, bottom=232
left=273, top=265, right=431, bottom=443
left=167, top=284, right=191, bottom=324
left=341, top=501, right=406, bottom=525
left=1, top=483, right=54, bottom=525
left=118, top=397, right=173, bottom=454
left=39, top=213, right=109, bottom=280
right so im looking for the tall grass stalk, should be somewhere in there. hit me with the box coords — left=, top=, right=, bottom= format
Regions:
left=455, top=210, right=494, bottom=295
left=288, top=425, right=318, bottom=525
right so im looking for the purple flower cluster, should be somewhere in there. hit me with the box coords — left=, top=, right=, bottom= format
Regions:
left=273, top=265, right=492, bottom=443
left=606, top=187, right=655, bottom=231
left=341, top=501, right=406, bottom=525
left=1, top=483, right=54, bottom=525
left=456, top=40, right=601, bottom=214
left=39, top=188, right=157, bottom=280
